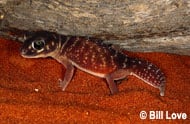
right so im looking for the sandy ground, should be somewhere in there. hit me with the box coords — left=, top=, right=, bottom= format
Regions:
left=0, top=38, right=189, bottom=124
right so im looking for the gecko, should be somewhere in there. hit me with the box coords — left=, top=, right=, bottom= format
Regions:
left=20, top=31, right=166, bottom=96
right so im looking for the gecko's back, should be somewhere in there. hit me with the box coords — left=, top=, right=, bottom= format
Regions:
left=21, top=31, right=166, bottom=96
left=60, top=36, right=130, bottom=74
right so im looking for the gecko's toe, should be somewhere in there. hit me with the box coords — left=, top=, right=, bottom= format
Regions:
left=58, top=79, right=69, bottom=91
left=58, top=79, right=64, bottom=87
left=159, top=84, right=165, bottom=96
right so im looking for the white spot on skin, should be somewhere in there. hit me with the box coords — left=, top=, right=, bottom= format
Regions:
left=51, top=42, right=55, bottom=46
left=83, top=60, right=87, bottom=64
left=97, top=48, right=101, bottom=52
left=101, top=57, right=107, bottom=66
left=66, top=47, right=72, bottom=53
left=76, top=50, right=80, bottom=53
left=110, top=56, right=115, bottom=68
left=144, top=73, right=147, bottom=77
left=28, top=45, right=32, bottom=50
left=147, top=66, right=151, bottom=70
left=132, top=60, right=136, bottom=63
left=100, top=63, right=107, bottom=67
left=85, top=56, right=88, bottom=60
left=89, top=46, right=94, bottom=49
left=92, top=54, right=96, bottom=58
left=160, top=76, right=165, bottom=81
left=46, top=45, right=50, bottom=50
left=156, top=75, right=160, bottom=80
left=70, top=38, right=78, bottom=48
left=75, top=56, right=80, bottom=61
left=138, top=71, right=141, bottom=75
left=155, top=69, right=160, bottom=74
left=89, top=49, right=93, bottom=53
left=103, top=64, right=107, bottom=67
left=91, top=58, right=95, bottom=63
left=85, top=40, right=89, bottom=45
left=122, top=63, right=126, bottom=68
left=80, top=46, right=85, bottom=52
left=103, top=49, right=107, bottom=54
left=149, top=64, right=153, bottom=66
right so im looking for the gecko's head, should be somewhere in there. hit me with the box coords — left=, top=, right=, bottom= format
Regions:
left=21, top=31, right=60, bottom=58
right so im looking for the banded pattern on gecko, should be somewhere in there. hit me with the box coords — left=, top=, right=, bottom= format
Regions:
left=21, top=31, right=166, bottom=96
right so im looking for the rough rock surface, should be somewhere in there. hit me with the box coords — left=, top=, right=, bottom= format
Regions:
left=0, top=0, right=190, bottom=55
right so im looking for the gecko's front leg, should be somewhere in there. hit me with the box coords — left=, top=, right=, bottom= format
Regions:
left=59, top=60, right=75, bottom=91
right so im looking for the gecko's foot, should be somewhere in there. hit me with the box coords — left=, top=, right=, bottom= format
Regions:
left=159, top=84, right=165, bottom=96
left=58, top=79, right=67, bottom=91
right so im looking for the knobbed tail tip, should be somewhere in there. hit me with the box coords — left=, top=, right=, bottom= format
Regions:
left=159, top=83, right=165, bottom=96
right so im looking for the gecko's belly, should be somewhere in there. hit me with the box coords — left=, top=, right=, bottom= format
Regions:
left=70, top=60, right=111, bottom=78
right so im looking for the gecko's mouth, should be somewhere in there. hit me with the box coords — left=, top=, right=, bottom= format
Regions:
left=21, top=53, right=35, bottom=58
left=20, top=48, right=48, bottom=58
left=21, top=54, right=34, bottom=58
left=21, top=53, right=41, bottom=58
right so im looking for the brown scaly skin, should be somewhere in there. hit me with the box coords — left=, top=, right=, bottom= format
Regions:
left=20, top=31, right=166, bottom=96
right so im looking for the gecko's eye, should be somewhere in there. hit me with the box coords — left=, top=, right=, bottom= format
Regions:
left=32, top=39, right=45, bottom=50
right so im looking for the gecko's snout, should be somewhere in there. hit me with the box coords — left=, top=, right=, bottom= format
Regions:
left=20, top=47, right=26, bottom=55
left=20, top=47, right=29, bottom=57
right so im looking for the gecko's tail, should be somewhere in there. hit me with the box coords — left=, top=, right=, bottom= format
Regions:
left=128, top=57, right=166, bottom=96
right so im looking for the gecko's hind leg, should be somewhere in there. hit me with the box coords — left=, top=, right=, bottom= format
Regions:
left=105, top=69, right=130, bottom=94
left=105, top=75, right=119, bottom=94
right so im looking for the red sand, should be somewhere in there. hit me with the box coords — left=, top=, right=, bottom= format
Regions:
left=0, top=38, right=189, bottom=124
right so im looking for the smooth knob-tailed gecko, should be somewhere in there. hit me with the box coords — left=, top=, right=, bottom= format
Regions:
left=20, top=31, right=166, bottom=96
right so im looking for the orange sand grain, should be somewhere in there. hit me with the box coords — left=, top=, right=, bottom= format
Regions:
left=0, top=38, right=189, bottom=124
